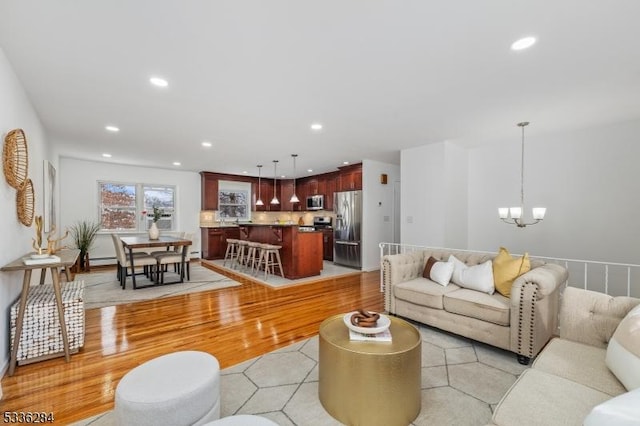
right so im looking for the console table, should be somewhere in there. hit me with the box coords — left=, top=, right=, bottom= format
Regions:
left=1, top=249, right=80, bottom=376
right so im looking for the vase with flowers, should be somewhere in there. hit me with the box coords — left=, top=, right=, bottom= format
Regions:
left=148, top=206, right=163, bottom=239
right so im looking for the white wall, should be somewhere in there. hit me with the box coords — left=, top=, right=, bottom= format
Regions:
left=58, top=158, right=202, bottom=263
left=468, top=119, right=640, bottom=264
left=401, top=142, right=468, bottom=247
left=362, top=159, right=400, bottom=271
left=0, top=48, right=50, bottom=374
left=400, top=119, right=640, bottom=265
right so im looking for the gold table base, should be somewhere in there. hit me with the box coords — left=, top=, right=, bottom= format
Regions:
left=318, top=314, right=421, bottom=426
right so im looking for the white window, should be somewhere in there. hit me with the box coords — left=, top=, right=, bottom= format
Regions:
left=99, top=181, right=176, bottom=231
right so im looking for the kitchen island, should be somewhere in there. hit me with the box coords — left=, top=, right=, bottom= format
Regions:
left=239, top=224, right=323, bottom=280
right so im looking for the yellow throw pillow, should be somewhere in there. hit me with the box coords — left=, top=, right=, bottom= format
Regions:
left=492, top=247, right=530, bottom=297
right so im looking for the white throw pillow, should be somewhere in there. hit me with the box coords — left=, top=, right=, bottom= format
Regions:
left=584, top=387, right=640, bottom=426
left=606, top=304, right=640, bottom=391
left=448, top=255, right=467, bottom=286
left=448, top=255, right=495, bottom=295
left=430, top=261, right=455, bottom=286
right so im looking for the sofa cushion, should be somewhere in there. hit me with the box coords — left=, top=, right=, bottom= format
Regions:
left=423, top=256, right=454, bottom=286
left=443, top=289, right=510, bottom=326
left=559, top=287, right=640, bottom=348
left=492, top=368, right=611, bottom=426
left=606, top=304, right=640, bottom=391
left=394, top=278, right=460, bottom=310
left=492, top=247, right=530, bottom=297
left=448, top=255, right=495, bottom=294
left=533, top=338, right=626, bottom=396
left=584, top=387, right=640, bottom=426
left=422, top=256, right=438, bottom=279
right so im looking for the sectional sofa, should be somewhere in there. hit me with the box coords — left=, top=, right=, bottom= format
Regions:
left=490, top=286, right=640, bottom=425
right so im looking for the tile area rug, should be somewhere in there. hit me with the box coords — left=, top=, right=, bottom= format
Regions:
left=203, top=259, right=361, bottom=288
left=77, top=263, right=241, bottom=309
left=73, top=322, right=529, bottom=426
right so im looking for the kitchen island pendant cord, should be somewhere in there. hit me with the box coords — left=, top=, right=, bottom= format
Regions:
left=290, top=154, right=299, bottom=203
left=271, top=160, right=280, bottom=205
left=256, top=164, right=264, bottom=206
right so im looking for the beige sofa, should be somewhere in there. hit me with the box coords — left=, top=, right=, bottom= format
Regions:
left=490, top=286, right=640, bottom=425
left=382, top=249, right=568, bottom=364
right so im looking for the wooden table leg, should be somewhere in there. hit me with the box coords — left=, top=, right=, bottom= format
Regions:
left=39, top=267, right=47, bottom=285
left=9, top=270, right=33, bottom=376
left=51, top=266, right=71, bottom=362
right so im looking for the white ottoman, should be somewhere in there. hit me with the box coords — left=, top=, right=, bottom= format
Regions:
left=203, top=415, right=278, bottom=425
left=115, top=351, right=220, bottom=426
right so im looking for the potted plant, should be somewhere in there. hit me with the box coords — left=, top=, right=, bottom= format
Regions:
left=69, top=220, right=101, bottom=271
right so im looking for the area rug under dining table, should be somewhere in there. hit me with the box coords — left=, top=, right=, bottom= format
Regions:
left=76, top=263, right=241, bottom=309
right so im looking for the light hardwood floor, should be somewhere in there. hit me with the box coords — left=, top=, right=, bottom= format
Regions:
left=0, top=262, right=383, bottom=424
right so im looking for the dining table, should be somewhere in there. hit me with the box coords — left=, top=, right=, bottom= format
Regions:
left=1, top=248, right=81, bottom=376
left=119, top=235, right=192, bottom=289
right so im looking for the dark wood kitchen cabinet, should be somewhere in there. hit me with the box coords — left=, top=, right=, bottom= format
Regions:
left=201, top=173, right=219, bottom=210
left=337, top=164, right=362, bottom=191
left=201, top=227, right=240, bottom=260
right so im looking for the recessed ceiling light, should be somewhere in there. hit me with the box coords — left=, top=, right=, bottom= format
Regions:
left=307, top=169, right=313, bottom=173
left=201, top=141, right=212, bottom=148
left=102, top=153, right=112, bottom=158
left=242, top=171, right=248, bottom=174
left=310, top=123, right=323, bottom=131
left=173, top=162, right=181, bottom=166
left=150, top=76, right=169, bottom=87
left=511, top=36, right=536, bottom=51
left=105, top=125, right=120, bottom=132
left=343, top=161, right=350, bottom=165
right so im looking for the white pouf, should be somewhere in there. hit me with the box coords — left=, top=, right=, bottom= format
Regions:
left=203, top=415, right=279, bottom=425
left=115, top=351, right=220, bottom=426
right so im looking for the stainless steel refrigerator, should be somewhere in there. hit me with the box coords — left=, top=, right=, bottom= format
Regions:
left=333, top=190, right=362, bottom=269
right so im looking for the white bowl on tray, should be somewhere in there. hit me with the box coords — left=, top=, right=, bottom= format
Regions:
left=343, top=311, right=391, bottom=334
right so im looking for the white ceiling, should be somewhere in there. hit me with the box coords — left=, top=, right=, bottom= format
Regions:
left=1, top=1, right=639, bottom=178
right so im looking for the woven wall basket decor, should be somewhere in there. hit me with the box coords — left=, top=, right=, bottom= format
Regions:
left=3, top=128, right=29, bottom=189
left=17, top=178, right=35, bottom=226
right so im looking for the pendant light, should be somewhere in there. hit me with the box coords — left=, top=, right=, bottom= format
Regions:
left=270, top=160, right=280, bottom=205
left=498, top=122, right=546, bottom=227
left=290, top=154, right=300, bottom=203
left=255, top=165, right=264, bottom=206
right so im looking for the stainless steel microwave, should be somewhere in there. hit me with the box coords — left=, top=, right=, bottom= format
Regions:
left=306, top=194, right=324, bottom=210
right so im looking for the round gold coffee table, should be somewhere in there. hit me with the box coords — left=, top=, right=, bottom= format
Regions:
left=318, top=314, right=421, bottom=426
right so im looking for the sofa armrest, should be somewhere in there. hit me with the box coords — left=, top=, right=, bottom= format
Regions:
left=382, top=251, right=426, bottom=313
left=559, top=286, right=640, bottom=348
left=510, top=263, right=568, bottom=359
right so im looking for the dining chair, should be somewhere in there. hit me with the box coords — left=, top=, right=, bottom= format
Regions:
left=111, top=234, right=158, bottom=289
left=152, top=233, right=193, bottom=284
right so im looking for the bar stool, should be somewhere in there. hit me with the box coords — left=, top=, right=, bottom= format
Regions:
left=223, top=239, right=239, bottom=268
left=236, top=240, right=250, bottom=270
left=246, top=241, right=263, bottom=275
left=259, top=244, right=284, bottom=280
